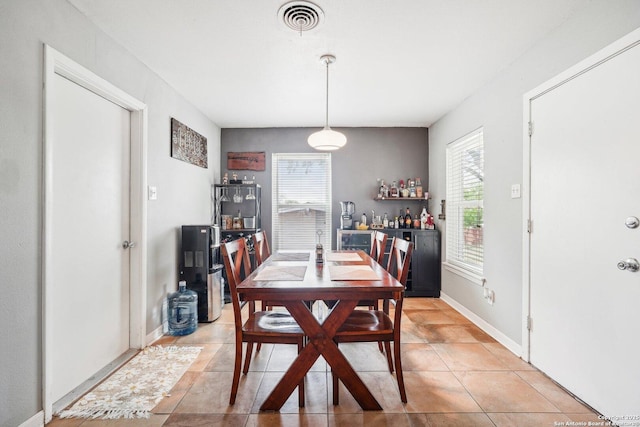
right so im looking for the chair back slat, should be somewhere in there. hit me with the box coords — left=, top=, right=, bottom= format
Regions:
left=386, top=237, right=414, bottom=287
left=252, top=231, right=271, bottom=266
left=369, top=231, right=388, bottom=265
left=221, top=239, right=252, bottom=326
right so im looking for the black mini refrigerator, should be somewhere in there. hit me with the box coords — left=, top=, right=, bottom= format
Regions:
left=180, top=225, right=224, bottom=322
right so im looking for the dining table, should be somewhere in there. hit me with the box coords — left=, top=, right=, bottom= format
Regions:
left=235, top=249, right=405, bottom=411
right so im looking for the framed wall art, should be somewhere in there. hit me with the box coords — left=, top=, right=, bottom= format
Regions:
left=171, top=118, right=207, bottom=168
left=227, top=151, right=266, bottom=171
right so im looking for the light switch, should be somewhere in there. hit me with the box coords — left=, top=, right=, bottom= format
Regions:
left=148, top=185, right=158, bottom=200
left=511, top=184, right=521, bottom=199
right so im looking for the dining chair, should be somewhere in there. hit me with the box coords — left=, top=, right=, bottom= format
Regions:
left=358, top=230, right=389, bottom=312
left=369, top=230, right=388, bottom=265
left=221, top=238, right=306, bottom=406
left=252, top=230, right=271, bottom=267
left=331, top=236, right=413, bottom=404
left=251, top=230, right=279, bottom=352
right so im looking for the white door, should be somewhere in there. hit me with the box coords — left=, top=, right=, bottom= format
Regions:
left=528, top=36, right=640, bottom=414
left=50, top=73, right=131, bottom=403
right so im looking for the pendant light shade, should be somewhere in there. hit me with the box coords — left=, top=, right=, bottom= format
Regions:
left=308, top=54, right=347, bottom=151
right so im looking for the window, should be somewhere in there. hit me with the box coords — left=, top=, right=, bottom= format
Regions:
left=445, top=128, right=484, bottom=280
left=272, top=153, right=332, bottom=251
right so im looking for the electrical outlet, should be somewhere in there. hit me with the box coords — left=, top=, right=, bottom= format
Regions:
left=483, top=287, right=495, bottom=305
left=511, top=184, right=521, bottom=199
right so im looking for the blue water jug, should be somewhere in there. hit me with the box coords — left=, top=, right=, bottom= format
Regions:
left=168, top=281, right=198, bottom=336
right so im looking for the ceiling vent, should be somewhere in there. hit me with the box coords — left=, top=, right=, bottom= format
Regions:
left=278, top=1, right=324, bottom=34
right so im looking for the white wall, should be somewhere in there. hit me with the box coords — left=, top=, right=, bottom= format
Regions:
left=0, top=1, right=219, bottom=425
left=429, top=0, right=640, bottom=348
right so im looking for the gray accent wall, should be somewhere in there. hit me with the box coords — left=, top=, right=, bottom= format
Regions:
left=428, top=0, right=640, bottom=347
left=0, top=1, right=219, bottom=425
left=221, top=127, right=429, bottom=249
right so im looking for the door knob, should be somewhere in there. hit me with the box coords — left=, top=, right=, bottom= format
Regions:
left=617, top=258, right=639, bottom=272
left=625, top=216, right=639, bottom=229
left=122, top=240, right=136, bottom=249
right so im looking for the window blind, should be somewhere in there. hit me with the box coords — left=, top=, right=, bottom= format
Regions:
left=446, top=128, right=484, bottom=275
left=272, top=153, right=332, bottom=251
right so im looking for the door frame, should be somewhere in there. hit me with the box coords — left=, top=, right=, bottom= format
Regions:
left=521, top=28, right=640, bottom=362
left=42, top=44, right=148, bottom=421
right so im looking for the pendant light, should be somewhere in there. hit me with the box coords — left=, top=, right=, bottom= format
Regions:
left=308, top=54, right=347, bottom=150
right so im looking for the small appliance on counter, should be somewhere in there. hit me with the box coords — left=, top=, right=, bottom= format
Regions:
left=340, top=201, right=355, bottom=229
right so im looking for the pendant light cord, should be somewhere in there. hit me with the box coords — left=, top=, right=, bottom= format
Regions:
left=324, top=58, right=330, bottom=130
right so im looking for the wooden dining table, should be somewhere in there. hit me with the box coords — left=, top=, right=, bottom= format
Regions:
left=236, top=249, right=405, bottom=411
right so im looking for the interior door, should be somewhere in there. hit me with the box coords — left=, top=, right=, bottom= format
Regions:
left=528, top=38, right=640, bottom=414
left=50, top=73, right=131, bottom=403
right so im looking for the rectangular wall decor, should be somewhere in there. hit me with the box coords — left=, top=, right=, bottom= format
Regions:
left=227, top=151, right=266, bottom=171
left=171, top=118, right=207, bottom=168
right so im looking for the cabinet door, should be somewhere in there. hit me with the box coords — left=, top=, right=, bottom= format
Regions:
left=339, top=231, right=372, bottom=251
left=411, top=231, right=441, bottom=297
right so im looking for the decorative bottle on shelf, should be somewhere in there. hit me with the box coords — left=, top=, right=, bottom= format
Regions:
left=390, top=181, right=399, bottom=198
left=394, top=216, right=399, bottom=229
left=399, top=209, right=405, bottom=228
left=383, top=212, right=389, bottom=228
left=404, top=207, right=412, bottom=229
left=416, top=177, right=424, bottom=198
left=413, top=214, right=421, bottom=229
left=168, top=281, right=198, bottom=336
left=420, top=206, right=428, bottom=230
left=409, top=178, right=417, bottom=198
left=361, top=212, right=367, bottom=226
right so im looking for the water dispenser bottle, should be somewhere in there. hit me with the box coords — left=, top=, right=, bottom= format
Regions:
left=168, top=280, right=198, bottom=336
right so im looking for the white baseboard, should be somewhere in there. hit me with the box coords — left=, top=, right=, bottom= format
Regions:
left=440, top=292, right=522, bottom=357
left=19, top=410, right=44, bottom=427
left=146, top=325, right=165, bottom=346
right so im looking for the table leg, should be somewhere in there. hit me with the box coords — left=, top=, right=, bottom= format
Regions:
left=259, top=299, right=382, bottom=411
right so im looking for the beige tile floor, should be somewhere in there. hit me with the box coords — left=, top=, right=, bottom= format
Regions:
left=48, top=298, right=600, bottom=427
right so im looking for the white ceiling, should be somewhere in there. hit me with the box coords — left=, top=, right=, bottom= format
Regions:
left=66, top=0, right=588, bottom=128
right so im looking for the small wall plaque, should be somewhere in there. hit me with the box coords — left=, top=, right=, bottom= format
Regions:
left=171, top=118, right=207, bottom=168
left=227, top=151, right=266, bottom=171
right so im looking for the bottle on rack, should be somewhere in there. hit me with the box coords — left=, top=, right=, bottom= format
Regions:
left=413, top=214, right=421, bottom=229
left=409, top=178, right=417, bottom=198
left=404, top=207, right=412, bottom=229
left=394, top=216, right=399, bottom=229
left=168, top=281, right=198, bottom=336
left=399, top=209, right=405, bottom=228
left=390, top=180, right=399, bottom=198
left=378, top=180, right=386, bottom=198
left=420, top=206, right=428, bottom=230
left=383, top=212, right=389, bottom=228
left=416, top=177, right=424, bottom=198
left=427, top=214, right=435, bottom=230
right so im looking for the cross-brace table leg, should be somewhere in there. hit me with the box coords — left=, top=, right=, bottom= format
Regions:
left=259, top=299, right=382, bottom=411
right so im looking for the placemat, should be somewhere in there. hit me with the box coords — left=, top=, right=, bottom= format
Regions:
left=254, top=265, right=307, bottom=281
left=325, top=252, right=363, bottom=262
left=271, top=252, right=310, bottom=261
left=328, top=265, right=380, bottom=281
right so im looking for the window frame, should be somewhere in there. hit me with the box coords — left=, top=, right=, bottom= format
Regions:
left=271, top=153, right=332, bottom=251
left=444, top=127, right=485, bottom=284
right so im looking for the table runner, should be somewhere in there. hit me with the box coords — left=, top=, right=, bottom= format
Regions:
left=254, top=265, right=307, bottom=281
left=328, top=265, right=381, bottom=281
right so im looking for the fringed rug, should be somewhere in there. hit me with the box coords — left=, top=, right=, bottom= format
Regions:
left=58, top=345, right=202, bottom=420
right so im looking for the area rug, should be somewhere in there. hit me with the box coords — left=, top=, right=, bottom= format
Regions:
left=57, top=345, right=202, bottom=420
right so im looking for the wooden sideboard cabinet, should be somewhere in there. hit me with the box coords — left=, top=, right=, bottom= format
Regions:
left=337, top=228, right=441, bottom=297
